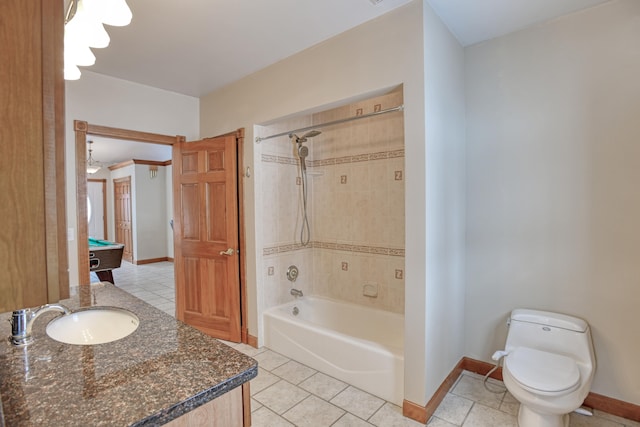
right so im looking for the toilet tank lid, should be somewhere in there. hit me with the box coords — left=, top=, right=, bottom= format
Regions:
left=511, top=309, right=588, bottom=332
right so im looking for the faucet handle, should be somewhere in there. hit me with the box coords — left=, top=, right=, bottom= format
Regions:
left=10, top=309, right=31, bottom=346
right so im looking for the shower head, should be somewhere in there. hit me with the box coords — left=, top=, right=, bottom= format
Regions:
left=290, top=130, right=320, bottom=172
left=302, top=130, right=321, bottom=139
left=298, top=144, right=309, bottom=159
left=298, top=145, right=309, bottom=172
left=290, top=129, right=321, bottom=143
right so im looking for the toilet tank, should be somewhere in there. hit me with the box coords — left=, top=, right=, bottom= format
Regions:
left=505, top=309, right=595, bottom=365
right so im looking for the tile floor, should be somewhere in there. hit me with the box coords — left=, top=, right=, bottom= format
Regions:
left=91, top=260, right=176, bottom=316
left=99, top=261, right=640, bottom=427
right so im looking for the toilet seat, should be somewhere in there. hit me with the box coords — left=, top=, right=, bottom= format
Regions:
left=505, top=347, right=580, bottom=396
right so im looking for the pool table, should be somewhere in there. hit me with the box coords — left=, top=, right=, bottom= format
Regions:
left=89, top=238, right=125, bottom=284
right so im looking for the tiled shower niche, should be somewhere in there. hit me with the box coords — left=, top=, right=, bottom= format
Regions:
left=259, top=88, right=405, bottom=314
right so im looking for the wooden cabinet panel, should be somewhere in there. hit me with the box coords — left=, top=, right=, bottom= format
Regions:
left=164, top=386, right=243, bottom=427
left=0, top=0, right=67, bottom=312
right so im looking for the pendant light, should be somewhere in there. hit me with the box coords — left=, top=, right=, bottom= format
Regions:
left=87, top=140, right=102, bottom=174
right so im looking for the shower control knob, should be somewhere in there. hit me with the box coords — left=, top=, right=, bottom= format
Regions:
left=219, top=248, right=235, bottom=256
left=286, top=265, right=299, bottom=282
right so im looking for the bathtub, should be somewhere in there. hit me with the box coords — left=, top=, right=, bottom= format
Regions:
left=263, top=296, right=404, bottom=405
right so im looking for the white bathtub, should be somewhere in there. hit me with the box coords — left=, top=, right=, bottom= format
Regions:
left=263, top=296, right=404, bottom=405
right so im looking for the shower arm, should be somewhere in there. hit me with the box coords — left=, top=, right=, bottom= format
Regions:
left=255, top=105, right=404, bottom=143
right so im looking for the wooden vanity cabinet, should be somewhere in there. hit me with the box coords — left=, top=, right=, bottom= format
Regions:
left=0, top=0, right=69, bottom=313
left=165, top=387, right=244, bottom=427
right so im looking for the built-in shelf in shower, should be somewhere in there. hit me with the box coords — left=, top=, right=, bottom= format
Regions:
left=307, top=170, right=324, bottom=177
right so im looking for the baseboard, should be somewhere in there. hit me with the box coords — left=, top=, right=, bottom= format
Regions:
left=460, top=356, right=503, bottom=381
left=246, top=334, right=258, bottom=348
left=134, top=257, right=169, bottom=265
left=402, top=400, right=428, bottom=424
left=584, top=392, right=640, bottom=422
left=402, top=357, right=640, bottom=424
left=402, top=358, right=465, bottom=423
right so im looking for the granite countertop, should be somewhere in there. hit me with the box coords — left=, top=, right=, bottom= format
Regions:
left=0, top=283, right=257, bottom=426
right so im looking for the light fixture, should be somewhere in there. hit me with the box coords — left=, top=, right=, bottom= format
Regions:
left=64, top=0, right=132, bottom=81
left=87, top=140, right=102, bottom=174
left=88, top=0, right=133, bottom=27
left=149, top=165, right=158, bottom=179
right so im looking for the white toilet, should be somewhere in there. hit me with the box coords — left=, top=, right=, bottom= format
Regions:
left=500, top=309, right=596, bottom=427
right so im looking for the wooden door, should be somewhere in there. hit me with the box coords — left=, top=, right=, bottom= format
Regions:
left=173, top=134, right=241, bottom=341
left=114, top=177, right=133, bottom=263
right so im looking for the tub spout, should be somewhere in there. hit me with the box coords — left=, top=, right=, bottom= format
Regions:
left=290, top=288, right=303, bottom=298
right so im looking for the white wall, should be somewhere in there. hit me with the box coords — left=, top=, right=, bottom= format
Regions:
left=134, top=164, right=169, bottom=261
left=423, top=1, right=467, bottom=401
left=105, top=164, right=170, bottom=262
left=87, top=181, right=105, bottom=239
left=200, top=0, right=466, bottom=406
left=465, top=0, right=640, bottom=404
left=65, top=71, right=199, bottom=285
left=166, top=164, right=174, bottom=259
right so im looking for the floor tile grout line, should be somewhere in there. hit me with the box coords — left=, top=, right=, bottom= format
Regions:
left=363, top=399, right=386, bottom=424
left=253, top=378, right=308, bottom=416
left=459, top=401, right=476, bottom=427
left=254, top=352, right=391, bottom=426
left=282, top=393, right=348, bottom=426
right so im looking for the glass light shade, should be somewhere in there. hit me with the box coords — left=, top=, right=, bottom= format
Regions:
left=65, top=63, right=82, bottom=80
left=66, top=1, right=110, bottom=49
left=64, top=34, right=96, bottom=67
left=95, top=0, right=132, bottom=27
left=87, top=164, right=102, bottom=174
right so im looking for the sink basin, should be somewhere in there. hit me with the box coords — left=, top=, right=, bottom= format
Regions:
left=46, top=307, right=139, bottom=345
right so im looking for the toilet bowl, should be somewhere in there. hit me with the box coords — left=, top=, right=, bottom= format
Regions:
left=499, top=309, right=596, bottom=427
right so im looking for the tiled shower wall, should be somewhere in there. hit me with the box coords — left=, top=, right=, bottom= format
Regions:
left=260, top=88, right=405, bottom=313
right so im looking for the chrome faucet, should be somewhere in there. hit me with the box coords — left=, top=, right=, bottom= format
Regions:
left=10, top=303, right=71, bottom=346
left=290, top=288, right=303, bottom=298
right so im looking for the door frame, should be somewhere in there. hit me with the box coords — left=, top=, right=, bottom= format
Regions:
left=74, top=120, right=182, bottom=286
left=73, top=122, right=250, bottom=343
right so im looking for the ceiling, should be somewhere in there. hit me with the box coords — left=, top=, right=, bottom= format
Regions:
left=84, top=0, right=611, bottom=165
left=89, top=0, right=415, bottom=98
left=426, top=0, right=611, bottom=47
left=87, top=137, right=172, bottom=168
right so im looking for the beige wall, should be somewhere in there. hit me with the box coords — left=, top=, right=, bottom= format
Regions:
left=133, top=164, right=169, bottom=262
left=465, top=0, right=640, bottom=404
left=200, top=0, right=466, bottom=405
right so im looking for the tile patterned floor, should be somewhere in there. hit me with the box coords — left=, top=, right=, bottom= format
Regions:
left=91, top=260, right=176, bottom=316
left=101, top=261, right=640, bottom=427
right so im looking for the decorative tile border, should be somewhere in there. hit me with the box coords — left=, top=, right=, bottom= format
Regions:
left=261, top=154, right=298, bottom=166
left=263, top=241, right=405, bottom=257
left=261, top=149, right=404, bottom=167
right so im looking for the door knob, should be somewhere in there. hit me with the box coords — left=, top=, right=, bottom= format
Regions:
left=219, top=248, right=235, bottom=256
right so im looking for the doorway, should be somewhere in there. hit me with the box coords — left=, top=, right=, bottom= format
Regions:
left=73, top=121, right=249, bottom=342
left=74, top=121, right=182, bottom=284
